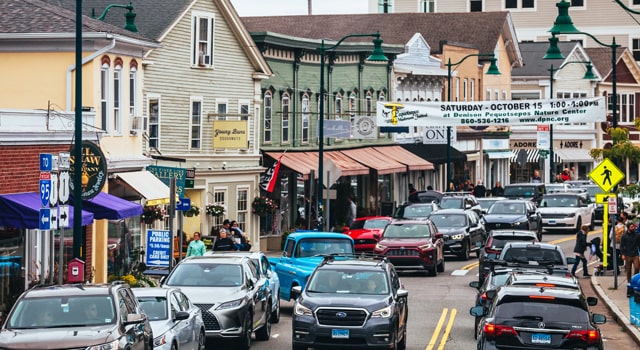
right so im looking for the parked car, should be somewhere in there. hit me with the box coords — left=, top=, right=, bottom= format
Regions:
left=580, top=184, right=604, bottom=222
left=161, top=255, right=272, bottom=350
left=481, top=199, right=542, bottom=240
left=291, top=255, right=408, bottom=350
left=539, top=193, right=595, bottom=232
left=428, top=208, right=486, bottom=260
left=477, top=196, right=506, bottom=215
left=440, top=193, right=483, bottom=216
left=269, top=231, right=354, bottom=301
left=502, top=182, right=546, bottom=206
left=393, top=202, right=440, bottom=220
left=471, top=286, right=606, bottom=350
left=477, top=229, right=539, bottom=285
left=546, top=182, right=574, bottom=193
left=373, top=219, right=445, bottom=276
left=411, top=189, right=444, bottom=204
left=134, top=287, right=206, bottom=350
left=0, top=281, right=153, bottom=350
left=343, top=216, right=393, bottom=253
left=206, top=250, right=281, bottom=323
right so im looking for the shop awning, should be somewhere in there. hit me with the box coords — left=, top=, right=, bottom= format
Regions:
left=340, top=148, right=406, bottom=174
left=485, top=150, right=515, bottom=159
left=510, top=149, right=561, bottom=164
left=265, top=151, right=369, bottom=179
left=372, top=146, right=434, bottom=171
left=400, top=144, right=467, bottom=164
left=324, top=151, right=370, bottom=176
left=0, top=192, right=94, bottom=229
left=554, top=149, right=594, bottom=163
left=83, top=192, right=143, bottom=220
left=116, top=171, right=170, bottom=206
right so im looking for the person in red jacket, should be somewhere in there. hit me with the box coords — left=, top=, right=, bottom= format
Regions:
left=560, top=168, right=571, bottom=182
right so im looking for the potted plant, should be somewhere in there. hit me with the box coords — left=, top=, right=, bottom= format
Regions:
left=205, top=204, right=225, bottom=217
left=185, top=205, right=200, bottom=217
left=141, top=205, right=165, bottom=224
left=252, top=196, right=278, bottom=216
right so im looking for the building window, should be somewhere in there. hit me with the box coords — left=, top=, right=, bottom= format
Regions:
left=148, top=98, right=160, bottom=148
left=335, top=93, right=342, bottom=119
left=455, top=78, right=460, bottom=101
left=463, top=79, right=468, bottom=101
left=470, top=79, right=476, bottom=101
left=349, top=92, right=356, bottom=133
left=470, top=0, right=482, bottom=11
left=237, top=187, right=248, bottom=232
left=192, top=12, right=214, bottom=67
left=614, top=93, right=636, bottom=124
left=212, top=189, right=227, bottom=228
left=190, top=98, right=202, bottom=149
left=421, top=0, right=435, bottom=12
left=113, top=64, right=122, bottom=134
left=301, top=94, right=309, bottom=144
left=494, top=90, right=499, bottom=101
left=217, top=101, right=227, bottom=119
left=571, top=0, right=584, bottom=6
left=505, top=0, right=534, bottom=9
left=378, top=0, right=393, bottom=13
left=635, top=0, right=640, bottom=5
left=486, top=89, right=491, bottom=101
left=282, top=93, right=290, bottom=143
left=100, top=64, right=110, bottom=132
left=264, top=92, right=272, bottom=142
left=633, top=39, right=640, bottom=61
left=366, top=92, right=372, bottom=116
left=129, top=67, right=137, bottom=120
left=239, top=101, right=249, bottom=120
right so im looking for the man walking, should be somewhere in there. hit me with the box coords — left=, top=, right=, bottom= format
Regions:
left=474, top=180, right=486, bottom=198
left=346, top=197, right=357, bottom=227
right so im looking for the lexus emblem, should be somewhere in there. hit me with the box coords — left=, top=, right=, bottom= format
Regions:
left=538, top=322, right=545, bottom=329
left=336, top=312, right=347, bottom=318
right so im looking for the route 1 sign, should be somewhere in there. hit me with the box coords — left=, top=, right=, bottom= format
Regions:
left=589, top=158, right=625, bottom=193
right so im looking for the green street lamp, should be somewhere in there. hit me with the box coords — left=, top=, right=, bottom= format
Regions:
left=445, top=54, right=500, bottom=189
left=547, top=61, right=596, bottom=181
left=316, top=32, right=387, bottom=230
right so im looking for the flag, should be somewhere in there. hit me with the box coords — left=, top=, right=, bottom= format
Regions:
left=259, top=155, right=282, bottom=192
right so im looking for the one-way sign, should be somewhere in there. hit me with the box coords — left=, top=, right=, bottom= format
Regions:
left=39, top=208, right=51, bottom=230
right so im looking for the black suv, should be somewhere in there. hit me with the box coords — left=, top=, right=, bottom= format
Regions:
left=428, top=208, right=486, bottom=260
left=162, top=255, right=272, bottom=350
left=291, top=256, right=409, bottom=350
left=481, top=199, right=542, bottom=241
left=502, top=182, right=546, bottom=206
left=0, top=281, right=153, bottom=349
left=477, top=229, right=538, bottom=284
left=440, top=193, right=483, bottom=216
left=498, top=242, right=573, bottom=277
left=471, top=286, right=606, bottom=350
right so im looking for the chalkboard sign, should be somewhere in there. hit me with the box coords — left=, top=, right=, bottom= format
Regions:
left=380, top=201, right=395, bottom=216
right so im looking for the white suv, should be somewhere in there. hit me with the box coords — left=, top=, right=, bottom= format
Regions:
left=538, top=193, right=594, bottom=233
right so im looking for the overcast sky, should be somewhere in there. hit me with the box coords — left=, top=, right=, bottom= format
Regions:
left=230, top=0, right=370, bottom=16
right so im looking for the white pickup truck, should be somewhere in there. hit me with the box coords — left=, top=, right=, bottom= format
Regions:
left=538, top=193, right=595, bottom=233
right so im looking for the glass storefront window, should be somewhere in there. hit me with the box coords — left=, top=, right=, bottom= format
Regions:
left=0, top=227, right=24, bottom=323
left=107, top=217, right=141, bottom=278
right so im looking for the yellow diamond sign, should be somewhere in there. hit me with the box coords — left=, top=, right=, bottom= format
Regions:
left=589, top=158, right=624, bottom=193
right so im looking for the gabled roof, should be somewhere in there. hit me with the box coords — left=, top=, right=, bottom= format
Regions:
left=512, top=41, right=578, bottom=77
left=584, top=47, right=626, bottom=81
left=241, top=12, right=522, bottom=67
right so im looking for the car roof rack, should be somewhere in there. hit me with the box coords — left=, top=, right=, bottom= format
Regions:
left=443, top=191, right=473, bottom=197
left=487, top=258, right=557, bottom=275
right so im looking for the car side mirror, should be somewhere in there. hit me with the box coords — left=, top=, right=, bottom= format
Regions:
left=291, top=285, right=302, bottom=297
left=469, top=281, right=480, bottom=289
left=434, top=233, right=443, bottom=239
left=373, top=233, right=381, bottom=240
left=587, top=296, right=598, bottom=306
left=397, top=289, right=409, bottom=298
left=592, top=313, right=606, bottom=324
left=486, top=290, right=497, bottom=300
left=124, top=313, right=146, bottom=325
left=470, top=306, right=485, bottom=317
left=174, top=310, right=189, bottom=321
left=266, top=270, right=272, bottom=278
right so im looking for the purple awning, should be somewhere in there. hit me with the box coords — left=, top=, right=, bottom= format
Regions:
left=0, top=192, right=94, bottom=229
left=82, top=192, right=142, bottom=220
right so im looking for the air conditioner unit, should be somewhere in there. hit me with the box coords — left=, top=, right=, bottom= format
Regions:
left=131, top=116, right=147, bottom=132
left=198, top=53, right=211, bottom=66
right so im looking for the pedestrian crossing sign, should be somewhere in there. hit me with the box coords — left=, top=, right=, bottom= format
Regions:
left=589, top=158, right=624, bottom=193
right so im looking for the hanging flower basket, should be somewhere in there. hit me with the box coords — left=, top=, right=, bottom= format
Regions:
left=141, top=205, right=165, bottom=224
left=252, top=196, right=278, bottom=216
left=185, top=205, right=200, bottom=217
left=205, top=204, right=225, bottom=217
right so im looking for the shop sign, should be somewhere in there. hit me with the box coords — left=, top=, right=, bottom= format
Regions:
left=69, top=141, right=107, bottom=200
left=212, top=120, right=248, bottom=149
left=147, top=165, right=187, bottom=198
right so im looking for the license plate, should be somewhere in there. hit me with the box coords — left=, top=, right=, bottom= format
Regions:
left=332, top=329, right=349, bottom=339
left=548, top=220, right=556, bottom=225
left=531, top=333, right=551, bottom=344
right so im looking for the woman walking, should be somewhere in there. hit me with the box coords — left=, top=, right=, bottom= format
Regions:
left=571, top=224, right=592, bottom=278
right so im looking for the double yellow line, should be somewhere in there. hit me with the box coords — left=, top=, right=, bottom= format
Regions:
left=425, top=308, right=457, bottom=350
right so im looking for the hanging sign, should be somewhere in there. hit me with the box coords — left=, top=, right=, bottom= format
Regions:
left=69, top=141, right=107, bottom=200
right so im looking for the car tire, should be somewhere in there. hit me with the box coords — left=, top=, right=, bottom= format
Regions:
left=575, top=217, right=582, bottom=232
left=398, top=321, right=407, bottom=350
left=170, top=343, right=177, bottom=350
left=589, top=216, right=595, bottom=231
left=459, top=240, right=470, bottom=260
left=237, top=312, right=252, bottom=350
left=437, top=257, right=445, bottom=273
left=292, top=343, right=308, bottom=350
left=474, top=316, right=480, bottom=339
left=391, top=327, right=400, bottom=350
left=255, top=303, right=271, bottom=341
left=197, top=328, right=206, bottom=350
left=271, top=292, right=280, bottom=323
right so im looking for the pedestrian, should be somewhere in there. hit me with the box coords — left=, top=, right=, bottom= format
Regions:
left=447, top=182, right=456, bottom=192
left=346, top=197, right=357, bottom=227
left=491, top=181, right=504, bottom=197
left=408, top=184, right=419, bottom=202
left=561, top=168, right=571, bottom=182
left=186, top=232, right=206, bottom=257
left=531, top=170, right=541, bottom=183
left=213, top=230, right=236, bottom=251
left=570, top=166, right=578, bottom=181
left=230, top=220, right=252, bottom=251
left=219, top=219, right=231, bottom=236
left=474, top=180, right=486, bottom=198
left=555, top=173, right=564, bottom=183
left=571, top=224, right=591, bottom=278
left=620, top=221, right=640, bottom=282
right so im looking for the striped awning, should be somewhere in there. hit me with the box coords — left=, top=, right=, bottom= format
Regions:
left=510, top=149, right=561, bottom=164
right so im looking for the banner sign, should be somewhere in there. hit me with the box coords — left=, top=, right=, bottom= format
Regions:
left=377, top=97, right=605, bottom=127
left=321, top=120, right=351, bottom=138
left=146, top=229, right=171, bottom=268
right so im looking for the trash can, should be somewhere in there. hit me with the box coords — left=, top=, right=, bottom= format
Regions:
left=630, top=273, right=640, bottom=326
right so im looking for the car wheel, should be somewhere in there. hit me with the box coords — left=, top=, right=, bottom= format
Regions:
left=459, top=240, right=470, bottom=260
left=197, top=328, right=206, bottom=350
left=398, top=322, right=407, bottom=350
left=170, top=343, right=177, bottom=350
left=271, top=292, right=280, bottom=323
left=255, top=303, right=271, bottom=341
left=292, top=342, right=308, bottom=350
left=575, top=217, right=582, bottom=232
left=237, top=312, right=252, bottom=350
left=589, top=216, right=595, bottom=231
left=437, top=257, right=445, bottom=273
left=391, top=327, right=399, bottom=350
left=474, top=316, right=480, bottom=339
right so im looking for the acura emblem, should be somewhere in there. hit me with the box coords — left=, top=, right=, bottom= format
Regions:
left=336, top=312, right=347, bottom=318
left=538, top=322, right=545, bottom=329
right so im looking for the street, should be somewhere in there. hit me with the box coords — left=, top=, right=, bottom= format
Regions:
left=216, top=227, right=638, bottom=350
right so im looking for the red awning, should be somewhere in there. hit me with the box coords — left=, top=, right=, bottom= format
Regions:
left=372, top=146, right=434, bottom=171
left=340, top=148, right=406, bottom=174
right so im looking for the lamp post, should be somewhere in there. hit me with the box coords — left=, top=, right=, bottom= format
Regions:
left=316, top=32, right=387, bottom=230
left=445, top=54, right=500, bottom=190
left=546, top=61, right=596, bottom=181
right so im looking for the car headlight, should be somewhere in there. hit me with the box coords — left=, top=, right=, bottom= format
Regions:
left=294, top=302, right=313, bottom=316
left=512, top=221, right=526, bottom=227
left=217, top=298, right=244, bottom=310
left=418, top=243, right=432, bottom=251
left=153, top=334, right=167, bottom=347
left=375, top=243, right=387, bottom=250
left=372, top=305, right=392, bottom=318
left=450, top=234, right=464, bottom=240
left=88, top=340, right=119, bottom=350
left=566, top=213, right=576, bottom=218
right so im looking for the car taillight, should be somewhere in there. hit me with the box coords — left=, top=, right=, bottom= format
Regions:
left=483, top=323, right=517, bottom=338
left=480, top=293, right=487, bottom=301
left=485, top=248, right=500, bottom=255
left=565, top=330, right=600, bottom=345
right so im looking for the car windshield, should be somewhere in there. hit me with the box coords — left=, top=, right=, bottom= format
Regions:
left=307, top=270, right=389, bottom=295
left=430, top=214, right=467, bottom=228
left=495, top=301, right=589, bottom=323
left=440, top=198, right=463, bottom=209
left=478, top=199, right=501, bottom=210
left=488, top=202, right=524, bottom=215
left=137, top=296, right=168, bottom=321
left=540, top=196, right=579, bottom=208
left=581, top=186, right=599, bottom=198
left=166, top=263, right=244, bottom=286
left=501, top=248, right=563, bottom=265
left=350, top=218, right=389, bottom=230
left=395, top=205, right=435, bottom=219
left=296, top=238, right=354, bottom=257
left=7, top=296, right=115, bottom=329
left=503, top=186, right=536, bottom=198
left=383, top=223, right=432, bottom=238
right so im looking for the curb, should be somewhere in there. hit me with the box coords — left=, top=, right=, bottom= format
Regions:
left=591, top=275, right=640, bottom=346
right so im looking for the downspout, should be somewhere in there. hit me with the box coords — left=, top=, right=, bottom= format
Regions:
left=66, top=36, right=116, bottom=111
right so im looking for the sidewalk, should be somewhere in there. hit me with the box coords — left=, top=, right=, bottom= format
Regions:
left=591, top=273, right=640, bottom=345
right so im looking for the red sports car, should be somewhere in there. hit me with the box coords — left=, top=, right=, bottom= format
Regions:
left=343, top=216, right=392, bottom=253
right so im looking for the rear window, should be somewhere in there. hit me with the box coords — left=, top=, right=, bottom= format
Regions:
left=501, top=247, right=563, bottom=265
left=488, top=202, right=524, bottom=215
left=307, top=270, right=389, bottom=295
left=440, top=198, right=463, bottom=209
left=495, top=300, right=588, bottom=323
left=395, top=205, right=435, bottom=219
left=489, top=235, right=537, bottom=249
left=503, top=186, right=536, bottom=198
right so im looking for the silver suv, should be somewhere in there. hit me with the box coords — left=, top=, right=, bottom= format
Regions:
left=0, top=281, right=153, bottom=349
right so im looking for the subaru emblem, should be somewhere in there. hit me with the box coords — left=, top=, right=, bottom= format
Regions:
left=336, top=312, right=347, bottom=318
left=538, top=322, right=545, bottom=329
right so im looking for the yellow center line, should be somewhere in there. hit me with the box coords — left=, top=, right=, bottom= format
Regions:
left=437, top=308, right=457, bottom=350
left=425, top=308, right=448, bottom=350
